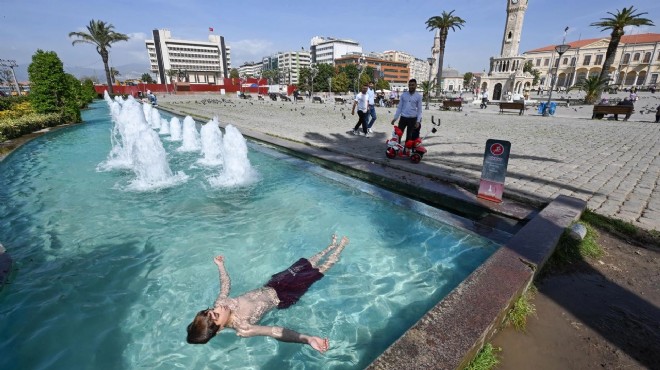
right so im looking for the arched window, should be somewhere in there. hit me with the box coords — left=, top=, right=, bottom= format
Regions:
left=563, top=57, right=568, bottom=65
left=633, top=53, right=640, bottom=62
left=570, top=57, right=576, bottom=67
left=622, top=53, right=630, bottom=64
left=507, top=31, right=512, bottom=40
left=643, top=52, right=651, bottom=63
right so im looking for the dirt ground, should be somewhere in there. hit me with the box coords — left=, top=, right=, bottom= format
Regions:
left=491, top=228, right=660, bottom=370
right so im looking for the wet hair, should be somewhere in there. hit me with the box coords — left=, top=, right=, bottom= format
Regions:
left=186, top=309, right=220, bottom=344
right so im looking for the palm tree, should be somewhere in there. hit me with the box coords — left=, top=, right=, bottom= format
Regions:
left=569, top=76, right=610, bottom=104
left=110, top=67, right=120, bottom=84
left=69, top=20, right=129, bottom=94
left=590, top=6, right=654, bottom=100
left=426, top=10, right=466, bottom=98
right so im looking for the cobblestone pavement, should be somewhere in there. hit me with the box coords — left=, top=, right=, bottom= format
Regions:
left=158, top=91, right=660, bottom=231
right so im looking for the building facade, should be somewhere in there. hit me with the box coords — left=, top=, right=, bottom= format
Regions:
left=480, top=0, right=534, bottom=100
left=146, top=29, right=231, bottom=84
left=310, top=36, right=363, bottom=65
left=277, top=51, right=311, bottom=85
left=524, top=33, right=660, bottom=90
left=383, top=50, right=432, bottom=83
left=238, top=62, right=262, bottom=78
left=334, top=54, right=409, bottom=86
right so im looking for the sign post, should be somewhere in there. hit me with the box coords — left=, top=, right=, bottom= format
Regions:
left=477, top=139, right=511, bottom=203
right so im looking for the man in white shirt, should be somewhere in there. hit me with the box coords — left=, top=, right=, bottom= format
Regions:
left=390, top=79, right=423, bottom=143
left=351, top=84, right=370, bottom=136
left=366, top=82, right=377, bottom=133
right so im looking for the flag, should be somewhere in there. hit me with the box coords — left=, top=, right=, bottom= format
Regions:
left=209, top=27, right=214, bottom=32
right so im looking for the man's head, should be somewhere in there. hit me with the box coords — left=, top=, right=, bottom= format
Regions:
left=408, top=79, right=417, bottom=93
left=186, top=307, right=230, bottom=344
left=369, top=82, right=374, bottom=89
left=361, top=84, right=369, bottom=94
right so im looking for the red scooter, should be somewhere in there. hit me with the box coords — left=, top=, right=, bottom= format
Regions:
left=385, top=117, right=439, bottom=164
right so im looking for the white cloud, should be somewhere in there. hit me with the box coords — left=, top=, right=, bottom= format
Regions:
left=228, top=39, right=275, bottom=65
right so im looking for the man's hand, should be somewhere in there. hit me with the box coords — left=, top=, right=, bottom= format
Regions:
left=213, top=255, right=224, bottom=267
left=308, top=336, right=330, bottom=353
left=415, top=122, right=420, bottom=129
left=351, top=110, right=355, bottom=115
left=391, top=118, right=396, bottom=125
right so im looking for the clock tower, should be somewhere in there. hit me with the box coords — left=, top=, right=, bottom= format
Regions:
left=500, top=0, right=528, bottom=57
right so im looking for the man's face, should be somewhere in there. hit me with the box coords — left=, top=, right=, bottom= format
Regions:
left=369, top=83, right=374, bottom=89
left=408, top=81, right=417, bottom=92
left=361, top=85, right=368, bottom=93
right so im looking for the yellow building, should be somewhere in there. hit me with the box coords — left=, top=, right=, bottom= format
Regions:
left=524, top=33, right=660, bottom=90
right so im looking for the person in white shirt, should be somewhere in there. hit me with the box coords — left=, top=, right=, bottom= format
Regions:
left=351, top=84, right=370, bottom=136
left=366, top=82, right=377, bottom=133
left=390, top=79, right=423, bottom=143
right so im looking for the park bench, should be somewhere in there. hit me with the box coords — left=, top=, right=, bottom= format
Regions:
left=313, top=96, right=324, bottom=104
left=387, top=98, right=400, bottom=107
left=334, top=97, right=346, bottom=104
left=442, top=100, right=463, bottom=111
left=296, top=96, right=304, bottom=102
left=499, top=101, right=525, bottom=115
left=591, top=105, right=634, bottom=121
left=258, top=95, right=264, bottom=101
left=279, top=94, right=291, bottom=102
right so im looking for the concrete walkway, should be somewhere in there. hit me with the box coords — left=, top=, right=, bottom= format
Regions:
left=157, top=91, right=660, bottom=231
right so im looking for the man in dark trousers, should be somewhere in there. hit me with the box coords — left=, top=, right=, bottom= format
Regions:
left=614, top=97, right=634, bottom=121
left=390, top=79, right=423, bottom=143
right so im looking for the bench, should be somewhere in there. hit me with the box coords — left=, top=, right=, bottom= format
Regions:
left=334, top=97, right=346, bottom=104
left=592, top=105, right=634, bottom=121
left=295, top=96, right=304, bottom=102
left=387, top=98, right=400, bottom=107
left=442, top=100, right=463, bottom=111
left=499, top=102, right=525, bottom=115
left=279, top=95, right=291, bottom=102
left=313, top=96, right=324, bottom=104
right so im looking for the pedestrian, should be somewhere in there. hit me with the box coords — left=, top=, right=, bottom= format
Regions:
left=614, top=97, right=634, bottom=121
left=655, top=104, right=660, bottom=123
left=481, top=90, right=489, bottom=109
left=352, top=84, right=370, bottom=136
left=186, top=235, right=350, bottom=352
left=366, top=82, right=377, bottom=133
left=293, top=89, right=299, bottom=103
left=390, top=79, right=423, bottom=143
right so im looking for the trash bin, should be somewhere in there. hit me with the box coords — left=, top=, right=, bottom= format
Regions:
left=538, top=102, right=546, bottom=114
left=549, top=102, right=557, bottom=115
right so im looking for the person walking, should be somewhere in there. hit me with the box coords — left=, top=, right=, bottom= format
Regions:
left=655, top=104, right=660, bottom=123
left=186, top=235, right=350, bottom=352
left=480, top=90, right=489, bottom=109
left=352, top=84, right=370, bottom=136
left=366, top=82, right=377, bottom=133
left=390, top=79, right=423, bottom=143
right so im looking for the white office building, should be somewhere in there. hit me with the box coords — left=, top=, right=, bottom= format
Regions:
left=145, top=29, right=231, bottom=84
left=238, top=62, right=262, bottom=78
left=310, top=36, right=362, bottom=65
left=278, top=51, right=311, bottom=85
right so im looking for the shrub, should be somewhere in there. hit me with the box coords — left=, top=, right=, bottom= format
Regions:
left=0, top=113, right=62, bottom=142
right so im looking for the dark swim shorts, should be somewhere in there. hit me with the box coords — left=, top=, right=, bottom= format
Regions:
left=265, top=258, right=324, bottom=309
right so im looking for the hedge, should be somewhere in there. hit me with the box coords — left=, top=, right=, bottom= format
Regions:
left=0, top=113, right=63, bottom=142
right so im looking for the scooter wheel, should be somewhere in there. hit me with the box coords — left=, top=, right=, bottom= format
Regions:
left=386, top=148, right=396, bottom=159
left=411, top=153, right=422, bottom=163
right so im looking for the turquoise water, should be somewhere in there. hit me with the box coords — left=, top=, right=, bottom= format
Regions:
left=0, top=101, right=499, bottom=370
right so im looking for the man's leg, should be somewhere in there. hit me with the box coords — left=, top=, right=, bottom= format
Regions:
left=367, top=105, right=377, bottom=130
left=318, top=236, right=349, bottom=274
left=358, top=111, right=368, bottom=134
left=309, top=234, right=338, bottom=267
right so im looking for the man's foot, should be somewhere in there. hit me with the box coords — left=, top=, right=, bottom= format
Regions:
left=368, top=128, right=373, bottom=133
left=364, top=131, right=370, bottom=137
left=352, top=129, right=360, bottom=135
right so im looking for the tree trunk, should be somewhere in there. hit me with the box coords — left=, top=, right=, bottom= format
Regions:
left=435, top=30, right=448, bottom=98
left=100, top=49, right=113, bottom=95
left=595, top=29, right=623, bottom=101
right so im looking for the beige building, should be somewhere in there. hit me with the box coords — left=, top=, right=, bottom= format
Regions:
left=383, top=50, right=432, bottom=84
left=524, top=33, right=660, bottom=90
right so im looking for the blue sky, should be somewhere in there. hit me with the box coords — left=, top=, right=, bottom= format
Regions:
left=1, top=0, right=658, bottom=79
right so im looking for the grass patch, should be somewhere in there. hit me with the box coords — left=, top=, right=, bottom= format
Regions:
left=463, top=343, right=501, bottom=370
left=581, top=209, right=660, bottom=248
left=545, top=221, right=603, bottom=272
left=504, top=286, right=537, bottom=332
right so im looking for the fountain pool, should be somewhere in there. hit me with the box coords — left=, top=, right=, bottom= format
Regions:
left=0, top=100, right=501, bottom=369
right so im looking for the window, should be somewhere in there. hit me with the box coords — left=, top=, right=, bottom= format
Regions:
left=643, top=52, right=651, bottom=63
left=622, top=53, right=630, bottom=64
left=650, top=74, right=658, bottom=85
left=583, top=55, right=591, bottom=66
left=554, top=58, right=559, bottom=67
left=535, top=58, right=541, bottom=67
left=633, top=53, right=640, bottom=62
left=544, top=58, right=549, bottom=66
left=595, top=55, right=603, bottom=65
left=570, top=57, right=576, bottom=67
left=563, top=57, right=568, bottom=65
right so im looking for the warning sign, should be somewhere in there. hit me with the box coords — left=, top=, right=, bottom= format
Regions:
left=477, top=139, right=511, bottom=203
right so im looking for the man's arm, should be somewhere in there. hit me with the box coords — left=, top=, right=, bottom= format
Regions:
left=351, top=99, right=357, bottom=115
left=391, top=94, right=404, bottom=124
left=236, top=324, right=330, bottom=353
left=416, top=94, right=423, bottom=124
left=213, top=256, right=231, bottom=301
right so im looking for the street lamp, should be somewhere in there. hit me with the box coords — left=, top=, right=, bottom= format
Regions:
left=543, top=44, right=570, bottom=116
left=310, top=63, right=318, bottom=100
left=425, top=57, right=435, bottom=110
left=356, top=55, right=366, bottom=92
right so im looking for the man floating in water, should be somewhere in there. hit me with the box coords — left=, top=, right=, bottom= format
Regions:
left=187, top=235, right=350, bottom=353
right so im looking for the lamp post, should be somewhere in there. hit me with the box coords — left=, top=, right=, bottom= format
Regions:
left=543, top=44, right=570, bottom=116
left=356, top=55, right=366, bottom=93
left=425, top=57, right=435, bottom=110
left=310, top=63, right=318, bottom=100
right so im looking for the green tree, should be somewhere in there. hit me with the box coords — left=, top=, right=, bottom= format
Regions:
left=261, top=69, right=279, bottom=84
left=375, top=79, right=390, bottom=91
left=28, top=50, right=81, bottom=122
left=463, top=72, right=474, bottom=88
left=420, top=81, right=436, bottom=99
left=69, top=20, right=129, bottom=95
left=229, top=68, right=240, bottom=78
left=338, top=64, right=359, bottom=91
left=165, top=69, right=177, bottom=84
left=426, top=10, right=466, bottom=98
left=110, top=67, right=120, bottom=84
left=523, top=61, right=541, bottom=86
left=590, top=6, right=654, bottom=100
left=63, top=73, right=83, bottom=122
left=81, top=78, right=97, bottom=103
left=568, top=75, right=609, bottom=104
left=333, top=72, right=350, bottom=93
left=141, top=73, right=154, bottom=84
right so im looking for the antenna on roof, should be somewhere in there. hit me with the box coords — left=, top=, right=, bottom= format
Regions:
left=562, top=27, right=569, bottom=44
